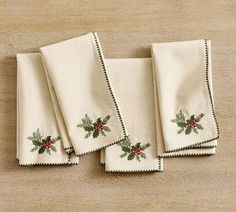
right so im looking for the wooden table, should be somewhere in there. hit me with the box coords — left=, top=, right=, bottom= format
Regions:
left=0, top=1, right=235, bottom=211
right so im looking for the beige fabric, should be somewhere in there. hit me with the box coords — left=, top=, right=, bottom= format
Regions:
left=103, top=58, right=163, bottom=172
left=17, top=53, right=79, bottom=165
left=152, top=40, right=219, bottom=156
left=40, top=32, right=127, bottom=156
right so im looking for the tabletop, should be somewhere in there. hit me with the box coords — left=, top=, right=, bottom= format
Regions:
left=0, top=0, right=236, bottom=211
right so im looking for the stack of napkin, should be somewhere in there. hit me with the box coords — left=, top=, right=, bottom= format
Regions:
left=17, top=32, right=219, bottom=172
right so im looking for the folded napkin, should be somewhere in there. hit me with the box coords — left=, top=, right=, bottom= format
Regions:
left=17, top=53, right=79, bottom=165
left=151, top=40, right=219, bottom=156
left=102, top=58, right=163, bottom=172
left=40, top=32, right=127, bottom=156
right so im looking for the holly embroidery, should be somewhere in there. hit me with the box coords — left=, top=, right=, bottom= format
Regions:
left=77, top=114, right=111, bottom=139
left=27, top=129, right=60, bottom=155
left=117, top=138, right=151, bottom=162
left=171, top=110, right=205, bottom=135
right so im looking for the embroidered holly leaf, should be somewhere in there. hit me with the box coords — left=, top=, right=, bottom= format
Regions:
left=177, top=122, right=186, bottom=128
left=196, top=124, right=203, bottom=130
left=103, top=115, right=111, bottom=124
left=103, top=126, right=111, bottom=132
left=189, top=115, right=195, bottom=121
left=32, top=140, right=41, bottom=146
left=85, top=132, right=92, bottom=139
left=134, top=142, right=141, bottom=149
left=140, top=152, right=146, bottom=159
left=196, top=113, right=205, bottom=122
left=128, top=152, right=135, bottom=160
left=193, top=128, right=198, bottom=134
left=38, top=146, right=46, bottom=154
left=141, top=143, right=151, bottom=150
left=46, top=148, right=51, bottom=155
left=51, top=136, right=61, bottom=144
left=171, top=119, right=179, bottom=123
left=120, top=152, right=128, bottom=158
left=93, top=129, right=99, bottom=138
left=177, top=128, right=185, bottom=134
left=50, top=145, right=57, bottom=152
left=122, top=146, right=130, bottom=153
left=100, top=130, right=106, bottom=136
left=136, top=155, right=141, bottom=161
left=84, top=126, right=94, bottom=132
left=31, top=146, right=38, bottom=152
left=185, top=126, right=192, bottom=135
left=83, top=114, right=93, bottom=125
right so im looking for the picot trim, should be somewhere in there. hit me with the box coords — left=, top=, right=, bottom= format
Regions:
left=19, top=148, right=79, bottom=166
left=91, top=32, right=127, bottom=138
left=77, top=136, right=128, bottom=156
left=105, top=158, right=163, bottom=173
left=160, top=152, right=215, bottom=158
left=165, top=39, right=219, bottom=153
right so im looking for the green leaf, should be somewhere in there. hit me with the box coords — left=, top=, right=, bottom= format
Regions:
left=32, top=140, right=41, bottom=146
left=103, top=126, right=111, bottom=132
left=100, top=130, right=106, bottom=136
left=196, top=124, right=203, bottom=130
left=193, top=128, right=198, bottom=134
left=136, top=155, right=140, bottom=161
left=171, top=119, right=179, bottom=123
left=27, top=137, right=33, bottom=141
left=38, top=146, right=46, bottom=154
left=122, top=146, right=130, bottom=153
left=140, top=152, right=146, bottom=159
left=96, top=118, right=102, bottom=124
left=46, top=148, right=51, bottom=155
left=196, top=113, right=205, bottom=122
left=177, top=122, right=186, bottom=128
left=127, top=153, right=135, bottom=160
left=84, top=126, right=94, bottom=132
left=141, top=143, right=151, bottom=150
left=179, top=111, right=185, bottom=121
left=177, top=128, right=185, bottom=134
left=50, top=145, right=57, bottom=152
left=190, top=115, right=195, bottom=121
left=77, top=123, right=85, bottom=128
left=185, top=126, right=192, bottom=135
left=31, top=146, right=38, bottom=152
left=46, top=136, right=51, bottom=141
left=103, top=115, right=111, bottom=124
left=85, top=132, right=92, bottom=139
left=120, top=152, right=127, bottom=158
left=134, top=142, right=141, bottom=149
left=93, top=129, right=99, bottom=138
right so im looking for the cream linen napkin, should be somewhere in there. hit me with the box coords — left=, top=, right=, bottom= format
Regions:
left=40, top=32, right=127, bottom=156
left=17, top=53, right=79, bottom=165
left=152, top=40, right=219, bottom=156
left=102, top=58, right=163, bottom=172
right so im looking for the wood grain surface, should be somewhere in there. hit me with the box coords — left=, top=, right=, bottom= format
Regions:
left=0, top=0, right=236, bottom=211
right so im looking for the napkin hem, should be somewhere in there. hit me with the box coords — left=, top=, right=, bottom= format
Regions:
left=77, top=136, right=128, bottom=156
left=160, top=152, right=215, bottom=158
left=105, top=157, right=163, bottom=172
left=18, top=151, right=79, bottom=166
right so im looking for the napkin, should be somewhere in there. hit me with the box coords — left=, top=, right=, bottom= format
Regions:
left=40, top=32, right=127, bottom=156
left=102, top=58, right=163, bottom=172
left=151, top=40, right=219, bottom=156
left=17, top=53, right=79, bottom=165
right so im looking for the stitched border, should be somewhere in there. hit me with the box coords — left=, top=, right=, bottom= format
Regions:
left=19, top=149, right=79, bottom=166
left=160, top=152, right=215, bottom=158
left=91, top=32, right=127, bottom=137
left=105, top=158, right=163, bottom=173
left=77, top=136, right=127, bottom=156
left=165, top=39, right=219, bottom=153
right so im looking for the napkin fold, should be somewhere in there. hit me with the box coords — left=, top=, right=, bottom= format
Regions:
left=17, top=53, right=79, bottom=165
left=102, top=58, right=163, bottom=172
left=40, top=32, right=127, bottom=156
left=151, top=40, right=219, bottom=157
